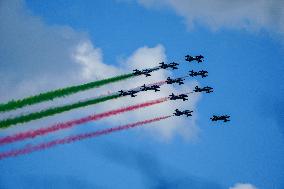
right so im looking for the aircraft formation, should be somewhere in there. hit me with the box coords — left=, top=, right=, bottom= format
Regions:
left=130, top=53, right=230, bottom=124
left=0, top=52, right=233, bottom=160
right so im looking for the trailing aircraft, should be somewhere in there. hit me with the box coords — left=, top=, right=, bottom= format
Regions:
left=118, top=90, right=139, bottom=97
left=140, top=84, right=160, bottom=92
left=133, top=69, right=143, bottom=76
left=169, top=93, right=188, bottom=101
left=166, top=77, right=184, bottom=85
left=133, top=68, right=158, bottom=77
left=173, top=109, right=193, bottom=117
left=193, top=86, right=213, bottom=93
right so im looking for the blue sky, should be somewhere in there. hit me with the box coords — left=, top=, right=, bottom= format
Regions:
left=0, top=0, right=284, bottom=189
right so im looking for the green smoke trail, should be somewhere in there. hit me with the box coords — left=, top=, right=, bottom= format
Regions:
left=0, top=94, right=120, bottom=129
left=0, top=73, right=134, bottom=112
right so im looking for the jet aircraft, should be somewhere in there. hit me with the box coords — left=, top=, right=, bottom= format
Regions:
left=194, top=86, right=213, bottom=93
left=118, top=90, right=138, bottom=97
left=166, top=77, right=184, bottom=85
left=141, top=69, right=152, bottom=77
left=133, top=68, right=157, bottom=77
left=173, top=109, right=193, bottom=117
left=185, top=54, right=204, bottom=63
left=140, top=84, right=160, bottom=92
left=169, top=93, right=188, bottom=101
left=210, top=115, right=230, bottom=122
left=159, top=62, right=179, bottom=70
left=189, top=70, right=208, bottom=78
left=133, top=69, right=142, bottom=76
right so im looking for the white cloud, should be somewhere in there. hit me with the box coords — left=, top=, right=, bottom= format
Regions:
left=136, top=0, right=284, bottom=33
left=0, top=0, right=201, bottom=140
left=229, top=183, right=258, bottom=189
left=0, top=0, right=88, bottom=102
left=72, top=41, right=120, bottom=80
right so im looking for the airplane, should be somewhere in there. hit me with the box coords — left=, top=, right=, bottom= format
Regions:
left=193, top=86, right=213, bottom=93
left=133, top=69, right=156, bottom=77
left=185, top=54, right=204, bottom=63
left=118, top=90, right=138, bottom=97
left=173, top=109, right=193, bottom=117
left=166, top=77, right=184, bottom=85
left=133, top=69, right=143, bottom=76
left=210, top=115, right=230, bottom=122
left=169, top=93, right=188, bottom=101
left=159, top=62, right=179, bottom=70
left=141, top=69, right=152, bottom=77
left=140, top=84, right=160, bottom=92
left=141, top=68, right=160, bottom=77
left=189, top=70, right=208, bottom=78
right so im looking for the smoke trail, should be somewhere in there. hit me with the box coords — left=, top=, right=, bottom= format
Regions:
left=0, top=94, right=120, bottom=129
left=0, top=97, right=168, bottom=145
left=0, top=115, right=171, bottom=160
left=0, top=79, right=171, bottom=129
left=0, top=73, right=134, bottom=112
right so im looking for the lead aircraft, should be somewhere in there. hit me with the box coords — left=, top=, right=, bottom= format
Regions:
left=210, top=115, right=230, bottom=122
left=194, top=86, right=213, bottom=93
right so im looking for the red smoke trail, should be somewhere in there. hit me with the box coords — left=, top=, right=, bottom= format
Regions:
left=0, top=115, right=171, bottom=160
left=0, top=97, right=168, bottom=145
left=152, top=80, right=167, bottom=86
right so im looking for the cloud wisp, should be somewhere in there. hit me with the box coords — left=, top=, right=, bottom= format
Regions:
left=136, top=0, right=284, bottom=34
left=229, top=183, right=258, bottom=189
